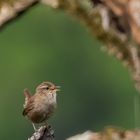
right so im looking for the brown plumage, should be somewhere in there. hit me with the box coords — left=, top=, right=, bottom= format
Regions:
left=23, top=81, right=60, bottom=129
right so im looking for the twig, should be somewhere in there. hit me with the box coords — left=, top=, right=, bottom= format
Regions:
left=28, top=125, right=54, bottom=140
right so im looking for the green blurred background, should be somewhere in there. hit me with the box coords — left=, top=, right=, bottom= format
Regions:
left=0, top=4, right=138, bottom=140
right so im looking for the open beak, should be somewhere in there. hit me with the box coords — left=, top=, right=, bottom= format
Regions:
left=51, top=86, right=60, bottom=92
left=55, top=86, right=60, bottom=91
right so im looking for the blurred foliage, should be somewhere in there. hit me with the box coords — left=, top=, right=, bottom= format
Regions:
left=0, top=4, right=138, bottom=140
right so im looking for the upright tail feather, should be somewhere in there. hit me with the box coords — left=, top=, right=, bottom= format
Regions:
left=23, top=88, right=31, bottom=108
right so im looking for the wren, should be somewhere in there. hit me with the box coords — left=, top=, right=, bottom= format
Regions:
left=23, top=81, right=60, bottom=130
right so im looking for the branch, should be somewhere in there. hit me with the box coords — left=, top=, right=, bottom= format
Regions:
left=42, top=0, right=140, bottom=92
left=28, top=125, right=54, bottom=140
left=67, top=128, right=140, bottom=140
left=1, top=1, right=140, bottom=91
left=0, top=0, right=38, bottom=28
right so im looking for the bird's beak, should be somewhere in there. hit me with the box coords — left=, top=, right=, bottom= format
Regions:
left=51, top=86, right=60, bottom=92
left=55, top=86, right=60, bottom=91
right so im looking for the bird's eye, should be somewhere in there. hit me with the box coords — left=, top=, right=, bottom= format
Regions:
left=46, top=87, right=49, bottom=90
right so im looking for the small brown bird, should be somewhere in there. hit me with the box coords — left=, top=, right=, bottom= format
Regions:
left=23, top=81, right=60, bottom=130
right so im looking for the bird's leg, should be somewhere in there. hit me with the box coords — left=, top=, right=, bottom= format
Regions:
left=43, top=120, right=49, bottom=127
left=32, top=123, right=37, bottom=131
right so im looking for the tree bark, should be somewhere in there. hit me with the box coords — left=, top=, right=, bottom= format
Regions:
left=28, top=125, right=54, bottom=140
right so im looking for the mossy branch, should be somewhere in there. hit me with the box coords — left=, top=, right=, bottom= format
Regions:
left=1, top=1, right=140, bottom=88
left=67, top=127, right=140, bottom=140
left=0, top=0, right=38, bottom=27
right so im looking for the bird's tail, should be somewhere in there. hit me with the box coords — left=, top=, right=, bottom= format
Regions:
left=23, top=88, right=31, bottom=108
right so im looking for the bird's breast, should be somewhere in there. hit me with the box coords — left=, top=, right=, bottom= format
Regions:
left=27, top=95, right=57, bottom=123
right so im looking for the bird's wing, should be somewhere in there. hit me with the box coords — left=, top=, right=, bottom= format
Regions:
left=22, top=97, right=34, bottom=116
